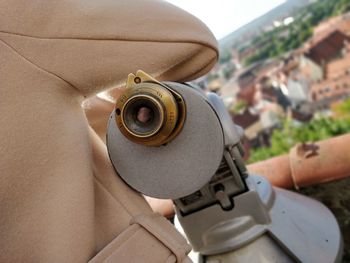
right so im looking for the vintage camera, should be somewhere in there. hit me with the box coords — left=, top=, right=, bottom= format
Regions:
left=107, top=71, right=342, bottom=262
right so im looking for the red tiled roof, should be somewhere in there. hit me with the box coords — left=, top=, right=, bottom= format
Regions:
left=306, top=31, right=349, bottom=65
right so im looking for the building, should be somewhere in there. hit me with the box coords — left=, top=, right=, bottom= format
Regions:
left=286, top=75, right=310, bottom=103
left=305, top=30, right=349, bottom=65
left=234, top=59, right=281, bottom=105
left=326, top=53, right=350, bottom=79
left=310, top=74, right=350, bottom=110
left=266, top=53, right=322, bottom=107
left=314, top=12, right=350, bottom=38
left=232, top=109, right=269, bottom=148
left=298, top=55, right=324, bottom=81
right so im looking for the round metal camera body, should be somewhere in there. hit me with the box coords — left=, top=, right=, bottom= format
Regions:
left=107, top=71, right=343, bottom=263
left=107, top=71, right=226, bottom=199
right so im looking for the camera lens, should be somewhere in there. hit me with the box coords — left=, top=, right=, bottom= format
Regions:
left=122, top=95, right=164, bottom=137
left=115, top=74, right=186, bottom=146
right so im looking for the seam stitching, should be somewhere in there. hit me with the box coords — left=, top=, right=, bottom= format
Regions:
left=0, top=30, right=218, bottom=57
left=0, top=38, right=81, bottom=95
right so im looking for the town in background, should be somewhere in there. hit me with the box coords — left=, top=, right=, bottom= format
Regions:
left=194, top=0, right=350, bottom=163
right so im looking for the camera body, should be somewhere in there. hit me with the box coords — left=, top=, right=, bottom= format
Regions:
left=107, top=71, right=342, bottom=262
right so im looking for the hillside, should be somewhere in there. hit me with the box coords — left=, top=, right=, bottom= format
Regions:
left=219, top=0, right=312, bottom=49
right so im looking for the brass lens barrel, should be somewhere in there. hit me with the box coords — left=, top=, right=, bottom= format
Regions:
left=115, top=71, right=185, bottom=146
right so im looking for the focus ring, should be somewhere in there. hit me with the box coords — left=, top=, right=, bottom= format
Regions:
left=115, top=82, right=179, bottom=146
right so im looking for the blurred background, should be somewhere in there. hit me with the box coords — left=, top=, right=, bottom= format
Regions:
left=167, top=0, right=350, bottom=260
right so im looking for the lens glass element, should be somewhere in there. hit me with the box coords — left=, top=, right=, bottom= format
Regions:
left=122, top=95, right=163, bottom=137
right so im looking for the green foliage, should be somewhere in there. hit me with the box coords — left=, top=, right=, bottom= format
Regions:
left=219, top=50, right=232, bottom=64
left=223, top=66, right=234, bottom=80
left=333, top=98, right=350, bottom=118
left=207, top=72, right=219, bottom=82
left=248, top=116, right=350, bottom=164
left=244, top=0, right=349, bottom=66
left=229, top=100, right=247, bottom=115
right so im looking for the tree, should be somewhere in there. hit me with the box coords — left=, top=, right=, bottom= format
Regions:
left=332, top=98, right=350, bottom=119
left=243, top=0, right=348, bottom=67
left=248, top=113, right=350, bottom=164
left=229, top=100, right=247, bottom=115
left=219, top=50, right=232, bottom=64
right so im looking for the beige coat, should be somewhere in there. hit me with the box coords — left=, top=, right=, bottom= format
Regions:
left=0, top=0, right=218, bottom=262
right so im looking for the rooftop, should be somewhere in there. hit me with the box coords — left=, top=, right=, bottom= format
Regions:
left=305, top=30, right=349, bottom=65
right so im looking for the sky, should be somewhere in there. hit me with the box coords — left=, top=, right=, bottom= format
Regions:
left=166, top=0, right=286, bottom=39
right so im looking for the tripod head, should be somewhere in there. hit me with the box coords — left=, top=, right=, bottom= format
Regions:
left=107, top=71, right=342, bottom=262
